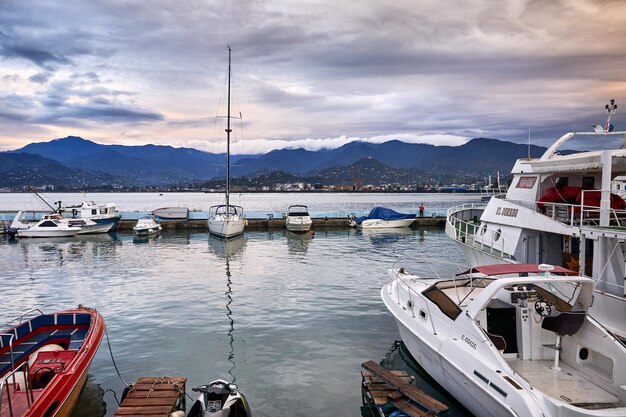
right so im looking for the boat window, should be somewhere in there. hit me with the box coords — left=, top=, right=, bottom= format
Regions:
left=91, top=209, right=97, bottom=215
left=515, top=176, right=537, bottom=189
left=494, top=229, right=501, bottom=241
left=480, top=224, right=487, bottom=236
left=582, top=176, right=595, bottom=189
left=423, top=285, right=462, bottom=320
left=289, top=212, right=309, bottom=216
left=100, top=208, right=107, bottom=214
left=39, top=221, right=57, bottom=228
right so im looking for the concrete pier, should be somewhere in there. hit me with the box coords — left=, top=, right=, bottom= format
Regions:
left=116, top=216, right=446, bottom=231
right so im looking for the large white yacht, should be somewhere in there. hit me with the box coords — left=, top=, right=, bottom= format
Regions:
left=446, top=99, right=626, bottom=339
left=382, top=262, right=626, bottom=417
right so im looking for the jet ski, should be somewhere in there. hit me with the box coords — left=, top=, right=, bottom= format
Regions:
left=187, top=379, right=251, bottom=417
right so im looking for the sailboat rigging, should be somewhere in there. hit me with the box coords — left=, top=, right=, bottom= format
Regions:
left=208, top=46, right=246, bottom=238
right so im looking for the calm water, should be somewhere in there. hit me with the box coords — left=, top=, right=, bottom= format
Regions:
left=0, top=193, right=476, bottom=417
left=0, top=191, right=482, bottom=218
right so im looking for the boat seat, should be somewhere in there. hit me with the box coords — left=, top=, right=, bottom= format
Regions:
left=0, top=326, right=88, bottom=377
left=541, top=311, right=586, bottom=371
left=541, top=311, right=586, bottom=337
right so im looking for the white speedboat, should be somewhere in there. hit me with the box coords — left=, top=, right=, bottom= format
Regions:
left=133, top=216, right=162, bottom=236
left=208, top=46, right=246, bottom=239
left=187, top=379, right=251, bottom=417
left=382, top=262, right=626, bottom=417
left=14, top=213, right=112, bottom=238
left=16, top=214, right=82, bottom=238
left=446, top=99, right=626, bottom=339
left=285, top=205, right=312, bottom=232
left=350, top=207, right=416, bottom=228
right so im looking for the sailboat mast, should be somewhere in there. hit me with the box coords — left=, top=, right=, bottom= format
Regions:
left=226, top=45, right=232, bottom=209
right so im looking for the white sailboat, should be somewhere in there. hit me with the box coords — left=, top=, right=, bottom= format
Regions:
left=208, top=46, right=246, bottom=239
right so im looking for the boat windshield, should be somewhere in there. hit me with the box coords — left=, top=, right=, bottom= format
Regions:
left=423, top=278, right=496, bottom=320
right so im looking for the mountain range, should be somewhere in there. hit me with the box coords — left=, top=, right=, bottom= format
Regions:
left=2, top=135, right=550, bottom=189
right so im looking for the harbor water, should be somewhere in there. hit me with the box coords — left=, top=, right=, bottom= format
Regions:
left=0, top=193, right=478, bottom=417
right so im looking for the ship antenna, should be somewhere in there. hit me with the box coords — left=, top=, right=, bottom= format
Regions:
left=604, top=99, right=617, bottom=133
left=527, top=128, right=531, bottom=160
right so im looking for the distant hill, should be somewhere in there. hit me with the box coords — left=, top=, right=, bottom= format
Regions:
left=0, top=152, right=122, bottom=189
left=6, top=135, right=557, bottom=188
left=15, top=136, right=229, bottom=185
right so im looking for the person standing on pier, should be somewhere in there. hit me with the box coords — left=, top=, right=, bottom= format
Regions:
left=419, top=203, right=425, bottom=217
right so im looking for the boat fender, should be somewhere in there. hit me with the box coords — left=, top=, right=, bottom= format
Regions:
left=72, top=209, right=78, bottom=218
left=245, top=219, right=249, bottom=226
left=169, top=411, right=185, bottom=417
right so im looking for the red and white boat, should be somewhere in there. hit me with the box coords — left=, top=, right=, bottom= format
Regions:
left=0, top=306, right=104, bottom=417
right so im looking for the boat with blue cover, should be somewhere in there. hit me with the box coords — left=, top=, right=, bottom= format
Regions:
left=0, top=306, right=104, bottom=417
left=350, top=207, right=416, bottom=229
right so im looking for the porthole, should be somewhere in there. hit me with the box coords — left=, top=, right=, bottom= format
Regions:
left=480, top=224, right=487, bottom=236
left=579, top=348, right=589, bottom=360
left=494, top=229, right=502, bottom=241
left=419, top=309, right=427, bottom=320
left=407, top=300, right=414, bottom=309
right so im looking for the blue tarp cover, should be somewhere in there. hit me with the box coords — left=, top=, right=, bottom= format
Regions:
left=355, top=207, right=415, bottom=224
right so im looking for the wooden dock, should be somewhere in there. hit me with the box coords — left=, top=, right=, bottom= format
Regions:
left=114, top=376, right=186, bottom=417
left=361, top=361, right=448, bottom=417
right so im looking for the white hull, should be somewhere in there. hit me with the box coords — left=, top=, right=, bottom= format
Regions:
left=150, top=207, right=189, bottom=220
left=76, top=222, right=113, bottom=235
left=382, top=267, right=626, bottom=417
left=285, top=216, right=312, bottom=232
left=357, top=218, right=415, bottom=229
left=133, top=226, right=162, bottom=236
left=18, top=229, right=81, bottom=238
left=208, top=216, right=245, bottom=238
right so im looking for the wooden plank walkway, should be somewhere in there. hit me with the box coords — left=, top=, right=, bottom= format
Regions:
left=361, top=361, right=448, bottom=417
left=114, top=376, right=186, bottom=417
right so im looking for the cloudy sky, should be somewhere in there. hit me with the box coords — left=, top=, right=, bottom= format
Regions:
left=1, top=0, right=625, bottom=154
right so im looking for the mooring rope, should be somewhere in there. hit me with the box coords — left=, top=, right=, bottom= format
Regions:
left=104, top=322, right=129, bottom=387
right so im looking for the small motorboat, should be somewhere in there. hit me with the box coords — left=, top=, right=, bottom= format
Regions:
left=382, top=262, right=626, bottom=417
left=285, top=205, right=312, bottom=232
left=350, top=207, right=416, bottom=228
left=149, top=207, right=189, bottom=220
left=187, top=379, right=251, bottom=417
left=133, top=216, right=162, bottom=236
left=15, top=213, right=81, bottom=238
left=11, top=212, right=113, bottom=238
left=0, top=306, right=104, bottom=417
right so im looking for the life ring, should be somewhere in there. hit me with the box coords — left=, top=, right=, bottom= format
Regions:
left=72, top=209, right=78, bottom=218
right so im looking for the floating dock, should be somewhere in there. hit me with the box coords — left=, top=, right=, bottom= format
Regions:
left=361, top=361, right=448, bottom=417
left=115, top=216, right=445, bottom=231
left=114, top=376, right=186, bottom=417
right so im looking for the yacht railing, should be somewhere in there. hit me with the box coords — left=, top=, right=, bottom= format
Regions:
left=0, top=361, right=34, bottom=417
left=446, top=204, right=512, bottom=260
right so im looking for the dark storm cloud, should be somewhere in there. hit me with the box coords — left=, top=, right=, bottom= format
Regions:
left=1, top=0, right=625, bottom=151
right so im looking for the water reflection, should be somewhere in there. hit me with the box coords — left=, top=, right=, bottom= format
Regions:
left=208, top=235, right=247, bottom=383
left=285, top=230, right=312, bottom=256
left=361, top=227, right=414, bottom=246
left=132, top=233, right=161, bottom=244
left=71, top=376, right=107, bottom=417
